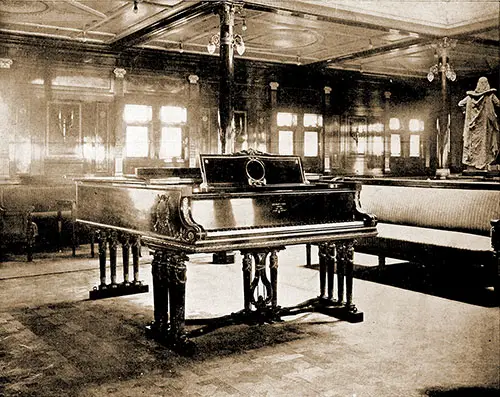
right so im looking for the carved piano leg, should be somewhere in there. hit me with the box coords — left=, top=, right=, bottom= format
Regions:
left=242, top=252, right=252, bottom=311
left=89, top=231, right=148, bottom=300
left=148, top=250, right=193, bottom=354
left=98, top=230, right=107, bottom=290
left=337, top=244, right=345, bottom=305
left=344, top=241, right=355, bottom=310
left=270, top=250, right=279, bottom=309
left=131, top=235, right=141, bottom=285
left=168, top=251, right=190, bottom=350
left=250, top=252, right=273, bottom=320
left=326, top=243, right=336, bottom=303
left=90, top=228, right=95, bottom=258
left=121, top=234, right=130, bottom=286
left=149, top=251, right=170, bottom=337
left=318, top=243, right=327, bottom=299
left=337, top=240, right=363, bottom=322
left=108, top=231, right=118, bottom=288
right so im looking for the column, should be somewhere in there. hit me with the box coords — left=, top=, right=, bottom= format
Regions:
left=0, top=58, right=13, bottom=177
left=113, top=67, right=126, bottom=176
left=383, top=91, right=391, bottom=174
left=218, top=2, right=236, bottom=154
left=323, top=86, right=332, bottom=173
left=269, top=81, right=279, bottom=153
left=187, top=74, right=201, bottom=167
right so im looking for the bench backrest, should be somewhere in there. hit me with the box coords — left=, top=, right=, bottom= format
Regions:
left=0, top=185, right=75, bottom=213
left=359, top=184, right=500, bottom=236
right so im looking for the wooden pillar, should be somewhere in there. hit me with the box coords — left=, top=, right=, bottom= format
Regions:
left=434, top=38, right=454, bottom=179
left=188, top=74, right=201, bottom=167
left=269, top=81, right=279, bottom=154
left=323, top=86, right=332, bottom=173
left=218, top=2, right=236, bottom=154
left=0, top=58, right=13, bottom=178
left=383, top=91, right=391, bottom=174
left=113, top=67, right=126, bottom=176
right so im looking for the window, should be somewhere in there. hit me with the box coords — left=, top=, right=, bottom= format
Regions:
left=372, top=136, right=384, bottom=156
left=303, top=113, right=322, bottom=157
left=277, top=112, right=297, bottom=127
left=278, top=130, right=294, bottom=155
left=123, top=103, right=187, bottom=161
left=276, top=111, right=323, bottom=159
left=124, top=104, right=152, bottom=157
left=410, top=134, right=420, bottom=157
left=159, top=106, right=187, bottom=160
left=277, top=112, right=297, bottom=155
left=303, top=113, right=323, bottom=128
left=409, top=119, right=425, bottom=132
left=126, top=126, right=149, bottom=157
left=389, top=118, right=400, bottom=130
left=390, top=134, right=401, bottom=156
left=304, top=131, right=318, bottom=157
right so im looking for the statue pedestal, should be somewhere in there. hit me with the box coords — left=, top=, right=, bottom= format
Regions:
left=435, top=168, right=450, bottom=179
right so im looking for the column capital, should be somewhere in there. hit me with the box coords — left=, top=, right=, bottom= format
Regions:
left=113, top=68, right=127, bottom=79
left=188, top=74, right=199, bottom=84
left=384, top=91, right=392, bottom=100
left=324, top=86, right=332, bottom=95
left=269, top=81, right=279, bottom=91
left=0, top=58, right=13, bottom=69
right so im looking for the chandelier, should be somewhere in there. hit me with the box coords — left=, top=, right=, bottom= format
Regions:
left=427, top=63, right=456, bottom=82
left=207, top=32, right=246, bottom=55
left=427, top=37, right=457, bottom=82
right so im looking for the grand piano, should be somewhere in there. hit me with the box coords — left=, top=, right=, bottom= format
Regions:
left=76, top=150, right=377, bottom=352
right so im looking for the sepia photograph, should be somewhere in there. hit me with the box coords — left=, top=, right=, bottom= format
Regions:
left=0, top=1, right=498, bottom=396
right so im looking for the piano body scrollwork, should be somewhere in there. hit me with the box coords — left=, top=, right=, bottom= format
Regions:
left=76, top=152, right=377, bottom=353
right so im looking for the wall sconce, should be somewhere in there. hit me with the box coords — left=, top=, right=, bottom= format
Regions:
left=207, top=33, right=245, bottom=55
left=57, top=109, right=74, bottom=142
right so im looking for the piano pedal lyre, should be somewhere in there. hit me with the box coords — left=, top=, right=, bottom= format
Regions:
left=89, top=229, right=149, bottom=300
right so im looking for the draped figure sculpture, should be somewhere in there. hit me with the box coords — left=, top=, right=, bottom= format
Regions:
left=459, top=76, right=500, bottom=170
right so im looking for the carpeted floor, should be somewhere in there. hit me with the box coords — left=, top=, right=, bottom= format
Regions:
left=1, top=245, right=498, bottom=396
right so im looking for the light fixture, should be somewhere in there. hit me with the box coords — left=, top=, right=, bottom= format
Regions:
left=133, top=0, right=139, bottom=13
left=207, top=33, right=245, bottom=56
left=427, top=37, right=457, bottom=82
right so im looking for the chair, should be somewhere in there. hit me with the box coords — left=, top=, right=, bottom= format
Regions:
left=0, top=206, right=37, bottom=261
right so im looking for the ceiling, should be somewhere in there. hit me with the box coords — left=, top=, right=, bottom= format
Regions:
left=0, top=0, right=498, bottom=79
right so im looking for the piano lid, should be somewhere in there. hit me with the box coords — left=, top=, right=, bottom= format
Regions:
left=199, top=150, right=307, bottom=190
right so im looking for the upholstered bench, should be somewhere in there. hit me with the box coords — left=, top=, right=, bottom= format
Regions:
left=353, top=180, right=500, bottom=292
left=0, top=184, right=76, bottom=260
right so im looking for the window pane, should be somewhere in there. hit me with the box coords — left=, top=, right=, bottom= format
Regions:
left=357, top=136, right=366, bottom=154
left=277, top=112, right=297, bottom=127
left=410, top=134, right=420, bottom=157
left=390, top=134, right=401, bottom=156
left=160, top=127, right=183, bottom=159
left=278, top=130, right=294, bottom=155
left=126, top=126, right=149, bottom=157
left=389, top=118, right=400, bottom=130
left=373, top=136, right=383, bottom=156
left=124, top=105, right=152, bottom=123
left=303, top=113, right=323, bottom=127
left=304, top=131, right=318, bottom=157
left=409, top=119, right=420, bottom=132
left=160, top=106, right=187, bottom=124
